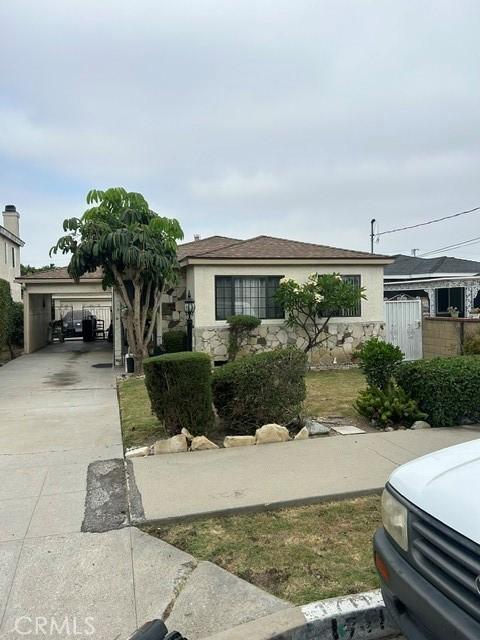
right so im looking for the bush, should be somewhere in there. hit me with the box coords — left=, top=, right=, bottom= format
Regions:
left=355, top=383, right=427, bottom=428
left=8, top=302, right=24, bottom=347
left=212, top=347, right=307, bottom=434
left=0, top=279, right=12, bottom=350
left=397, top=356, right=480, bottom=427
left=163, top=329, right=187, bottom=353
left=464, top=333, right=480, bottom=355
left=357, top=337, right=404, bottom=389
left=144, top=351, right=215, bottom=436
left=226, top=315, right=261, bottom=361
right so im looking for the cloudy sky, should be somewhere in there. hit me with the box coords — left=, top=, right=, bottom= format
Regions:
left=1, top=0, right=480, bottom=266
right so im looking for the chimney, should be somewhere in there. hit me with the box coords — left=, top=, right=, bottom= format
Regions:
left=193, top=234, right=201, bottom=242
left=3, top=205, right=20, bottom=238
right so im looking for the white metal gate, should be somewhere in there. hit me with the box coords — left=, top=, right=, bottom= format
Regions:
left=385, top=299, right=423, bottom=360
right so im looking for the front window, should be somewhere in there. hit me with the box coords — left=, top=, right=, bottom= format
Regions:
left=215, top=276, right=284, bottom=320
left=436, top=287, right=465, bottom=317
left=335, top=274, right=362, bottom=317
left=11, top=246, right=15, bottom=268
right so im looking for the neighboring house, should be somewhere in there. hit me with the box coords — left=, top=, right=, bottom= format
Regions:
left=163, top=235, right=392, bottom=364
left=0, top=205, right=24, bottom=302
left=384, top=254, right=480, bottom=318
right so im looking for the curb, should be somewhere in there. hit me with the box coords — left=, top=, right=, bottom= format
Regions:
left=204, top=590, right=399, bottom=640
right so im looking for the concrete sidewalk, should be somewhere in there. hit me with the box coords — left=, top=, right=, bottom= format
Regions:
left=130, top=426, right=480, bottom=523
left=0, top=343, right=286, bottom=640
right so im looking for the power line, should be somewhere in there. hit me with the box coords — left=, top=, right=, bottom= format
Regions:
left=419, top=235, right=480, bottom=257
left=376, top=205, right=480, bottom=237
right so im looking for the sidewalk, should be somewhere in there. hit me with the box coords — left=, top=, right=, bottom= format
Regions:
left=0, top=343, right=286, bottom=640
left=130, top=426, right=480, bottom=523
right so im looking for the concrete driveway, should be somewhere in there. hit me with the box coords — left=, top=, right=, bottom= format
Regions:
left=0, top=342, right=287, bottom=640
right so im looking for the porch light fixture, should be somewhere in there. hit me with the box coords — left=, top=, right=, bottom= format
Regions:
left=184, top=290, right=195, bottom=351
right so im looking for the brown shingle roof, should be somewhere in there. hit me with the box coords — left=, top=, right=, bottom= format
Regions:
left=177, top=235, right=242, bottom=260
left=19, top=267, right=103, bottom=280
left=182, top=235, right=388, bottom=261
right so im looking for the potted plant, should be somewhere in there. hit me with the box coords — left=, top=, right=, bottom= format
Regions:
left=447, top=306, right=459, bottom=318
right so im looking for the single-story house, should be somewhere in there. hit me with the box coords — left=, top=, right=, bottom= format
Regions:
left=384, top=254, right=480, bottom=318
left=164, top=235, right=392, bottom=365
left=18, top=234, right=392, bottom=366
left=0, top=205, right=24, bottom=302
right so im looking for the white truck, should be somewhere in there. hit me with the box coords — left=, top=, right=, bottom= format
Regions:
left=374, top=439, right=480, bottom=639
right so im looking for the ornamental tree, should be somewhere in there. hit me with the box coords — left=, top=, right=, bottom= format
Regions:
left=275, top=273, right=366, bottom=353
left=50, top=188, right=183, bottom=372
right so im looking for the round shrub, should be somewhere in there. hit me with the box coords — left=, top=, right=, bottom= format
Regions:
left=354, top=384, right=427, bottom=428
left=357, top=337, right=404, bottom=389
left=397, top=356, right=480, bottom=427
left=212, top=347, right=307, bottom=434
left=163, top=329, right=187, bottom=353
left=144, top=351, right=215, bottom=436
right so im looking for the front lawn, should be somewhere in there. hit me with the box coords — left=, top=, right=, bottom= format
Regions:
left=305, top=368, right=366, bottom=420
left=117, top=376, right=166, bottom=449
left=143, top=495, right=381, bottom=604
left=117, top=367, right=368, bottom=448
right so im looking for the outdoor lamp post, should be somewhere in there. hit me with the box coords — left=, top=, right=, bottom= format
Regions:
left=184, top=290, right=195, bottom=351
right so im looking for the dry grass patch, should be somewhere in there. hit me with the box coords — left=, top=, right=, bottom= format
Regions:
left=305, top=368, right=366, bottom=420
left=143, top=495, right=381, bottom=605
left=117, top=376, right=166, bottom=449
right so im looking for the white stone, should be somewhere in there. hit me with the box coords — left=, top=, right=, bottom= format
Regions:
left=125, top=446, right=150, bottom=458
left=277, top=330, right=288, bottom=344
left=294, top=426, right=309, bottom=440
left=153, top=434, right=189, bottom=454
left=331, top=425, right=366, bottom=435
left=385, top=426, right=395, bottom=432
left=411, top=420, right=431, bottom=430
left=223, top=435, right=256, bottom=448
left=190, top=436, right=219, bottom=451
left=255, top=423, right=290, bottom=444
left=304, top=419, right=330, bottom=436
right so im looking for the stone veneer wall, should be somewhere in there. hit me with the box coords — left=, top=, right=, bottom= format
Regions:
left=194, top=321, right=385, bottom=365
left=161, top=279, right=188, bottom=333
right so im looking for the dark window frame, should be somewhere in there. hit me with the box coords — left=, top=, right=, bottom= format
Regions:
left=215, top=275, right=285, bottom=321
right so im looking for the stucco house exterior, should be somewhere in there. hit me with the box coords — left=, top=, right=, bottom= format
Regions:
left=163, top=235, right=392, bottom=365
left=0, top=205, right=24, bottom=302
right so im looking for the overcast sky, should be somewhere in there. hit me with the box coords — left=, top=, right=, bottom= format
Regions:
left=1, top=0, right=480, bottom=266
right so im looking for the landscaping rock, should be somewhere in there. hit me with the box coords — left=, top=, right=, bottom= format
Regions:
left=255, top=424, right=290, bottom=444
left=384, top=426, right=395, bottom=432
left=191, top=436, right=219, bottom=451
left=125, top=446, right=150, bottom=459
left=411, top=420, right=431, bottom=430
left=304, top=418, right=330, bottom=436
left=224, top=435, right=256, bottom=448
left=153, top=434, right=188, bottom=455
left=181, top=427, right=194, bottom=441
left=294, top=426, right=309, bottom=440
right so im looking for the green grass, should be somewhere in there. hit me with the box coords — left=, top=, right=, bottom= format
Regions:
left=143, top=495, right=381, bottom=604
left=117, top=376, right=166, bottom=449
left=305, top=368, right=366, bottom=419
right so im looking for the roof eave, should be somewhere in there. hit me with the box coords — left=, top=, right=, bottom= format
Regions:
left=180, top=256, right=394, bottom=266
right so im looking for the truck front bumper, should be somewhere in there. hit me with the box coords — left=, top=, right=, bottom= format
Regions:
left=374, top=528, right=480, bottom=640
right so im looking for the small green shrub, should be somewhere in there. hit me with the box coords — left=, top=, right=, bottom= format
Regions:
left=397, top=356, right=480, bottom=427
left=212, top=347, right=307, bottom=434
left=144, top=351, right=215, bottom=436
left=0, top=279, right=12, bottom=350
left=354, top=384, right=427, bottom=427
left=464, top=333, right=480, bottom=355
left=163, top=329, right=187, bottom=353
left=226, top=314, right=261, bottom=361
left=357, top=337, right=404, bottom=389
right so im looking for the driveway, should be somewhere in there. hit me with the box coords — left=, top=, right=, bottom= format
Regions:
left=0, top=342, right=287, bottom=640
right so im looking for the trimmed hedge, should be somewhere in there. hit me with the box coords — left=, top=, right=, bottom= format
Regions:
left=212, top=347, right=307, bottom=435
left=144, top=351, right=215, bottom=436
left=163, top=329, right=187, bottom=353
left=0, top=279, right=12, bottom=350
left=397, top=356, right=480, bottom=427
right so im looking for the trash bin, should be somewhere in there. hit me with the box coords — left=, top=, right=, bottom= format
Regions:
left=128, top=619, right=187, bottom=640
left=82, top=317, right=95, bottom=342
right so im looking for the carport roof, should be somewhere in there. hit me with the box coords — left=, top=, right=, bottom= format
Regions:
left=18, top=267, right=103, bottom=282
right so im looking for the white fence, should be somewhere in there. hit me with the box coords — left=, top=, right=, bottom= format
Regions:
left=384, top=299, right=423, bottom=360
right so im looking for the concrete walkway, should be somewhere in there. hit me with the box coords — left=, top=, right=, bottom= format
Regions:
left=130, top=426, right=480, bottom=523
left=0, top=343, right=286, bottom=640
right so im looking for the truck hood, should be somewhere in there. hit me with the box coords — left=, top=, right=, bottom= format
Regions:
left=389, top=438, right=480, bottom=545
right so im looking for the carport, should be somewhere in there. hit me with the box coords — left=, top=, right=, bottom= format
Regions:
left=17, top=267, right=122, bottom=362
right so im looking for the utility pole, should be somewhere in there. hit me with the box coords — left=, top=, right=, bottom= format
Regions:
left=370, top=219, right=376, bottom=254
left=411, top=248, right=419, bottom=257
